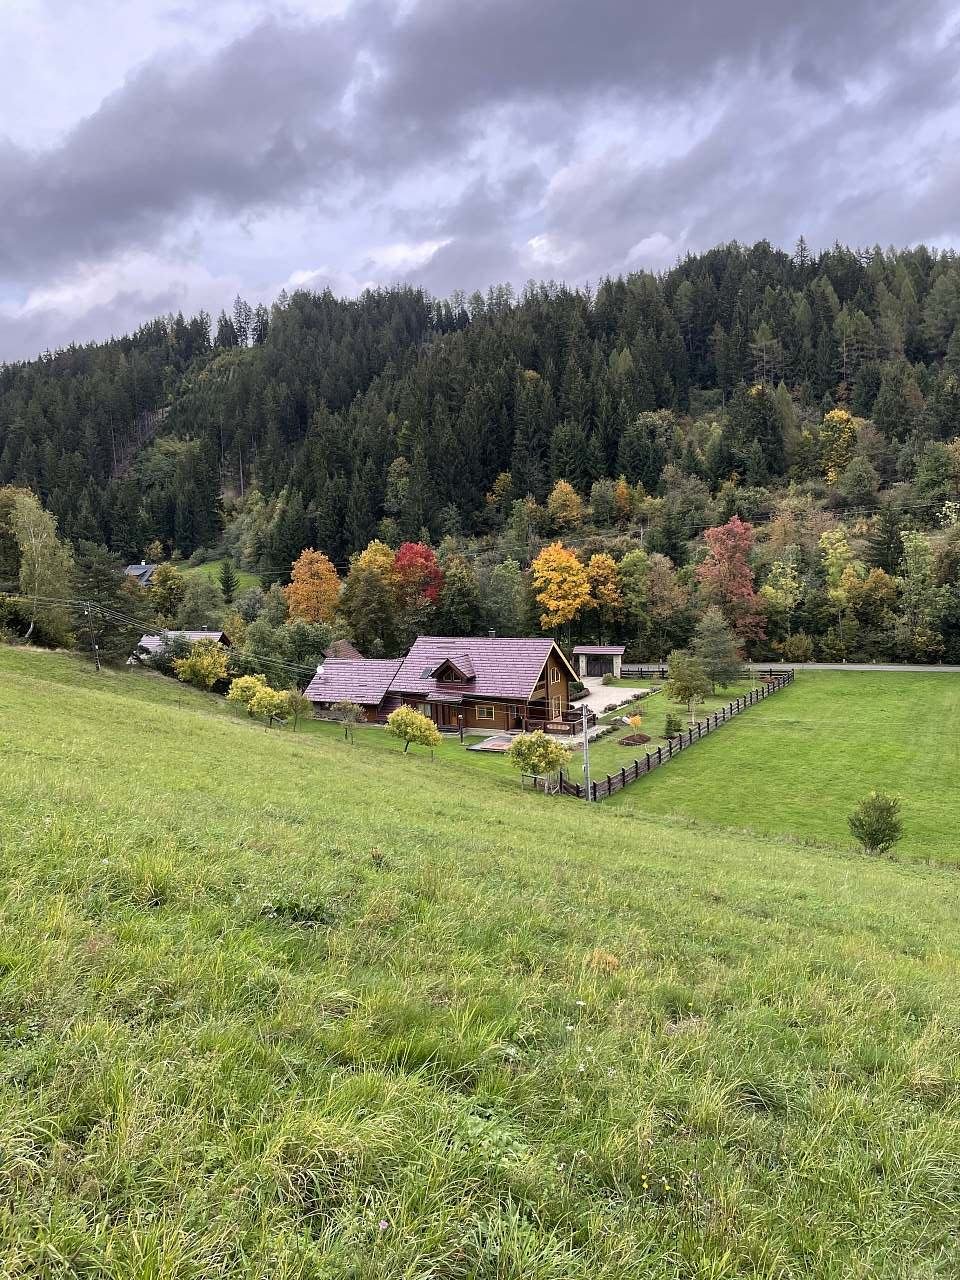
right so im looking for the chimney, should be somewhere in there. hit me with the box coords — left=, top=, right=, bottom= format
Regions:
left=488, top=629, right=496, bottom=638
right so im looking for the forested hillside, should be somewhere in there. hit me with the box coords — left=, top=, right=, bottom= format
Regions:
left=3, top=239, right=959, bottom=562
left=2, top=239, right=960, bottom=664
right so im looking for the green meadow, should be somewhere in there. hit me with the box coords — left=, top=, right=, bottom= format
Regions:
left=1, top=647, right=959, bottom=1277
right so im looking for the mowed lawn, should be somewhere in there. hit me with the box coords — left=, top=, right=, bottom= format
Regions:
left=612, top=671, right=960, bottom=863
left=2, top=648, right=960, bottom=1276
left=181, top=559, right=261, bottom=592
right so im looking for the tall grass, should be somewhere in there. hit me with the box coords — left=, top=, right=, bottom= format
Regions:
left=1, top=648, right=959, bottom=1277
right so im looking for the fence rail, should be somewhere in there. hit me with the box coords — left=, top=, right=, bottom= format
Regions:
left=558, top=670, right=795, bottom=802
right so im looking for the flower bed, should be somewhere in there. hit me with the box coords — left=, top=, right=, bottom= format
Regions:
left=618, top=732, right=651, bottom=746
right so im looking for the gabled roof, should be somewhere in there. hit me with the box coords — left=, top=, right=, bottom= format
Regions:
left=392, top=636, right=576, bottom=702
left=124, top=563, right=157, bottom=585
left=324, top=639, right=363, bottom=661
left=426, top=653, right=475, bottom=681
left=136, top=629, right=229, bottom=655
left=572, top=645, right=626, bottom=656
left=304, top=658, right=403, bottom=706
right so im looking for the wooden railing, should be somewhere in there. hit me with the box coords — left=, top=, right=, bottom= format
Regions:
left=558, top=670, right=795, bottom=801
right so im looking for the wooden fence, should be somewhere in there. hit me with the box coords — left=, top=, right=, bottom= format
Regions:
left=558, top=669, right=795, bottom=802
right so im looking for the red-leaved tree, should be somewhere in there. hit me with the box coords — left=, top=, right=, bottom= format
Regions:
left=394, top=542, right=443, bottom=606
left=696, top=516, right=766, bottom=648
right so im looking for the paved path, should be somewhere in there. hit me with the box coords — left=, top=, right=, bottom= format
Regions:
left=748, top=662, right=960, bottom=674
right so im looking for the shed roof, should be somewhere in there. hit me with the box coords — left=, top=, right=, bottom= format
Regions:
left=392, top=636, right=575, bottom=702
left=304, top=658, right=403, bottom=706
left=572, top=645, right=626, bottom=656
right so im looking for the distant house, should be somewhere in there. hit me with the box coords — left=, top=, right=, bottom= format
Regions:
left=124, top=562, right=158, bottom=588
left=323, top=639, right=363, bottom=661
left=304, top=636, right=577, bottom=732
left=572, top=644, right=625, bottom=678
left=304, top=658, right=403, bottom=721
left=133, top=629, right=231, bottom=662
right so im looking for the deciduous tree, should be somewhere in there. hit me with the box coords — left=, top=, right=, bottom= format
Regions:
left=531, top=542, right=593, bottom=632
left=385, top=705, right=442, bottom=753
left=506, top=731, right=571, bottom=781
left=173, top=638, right=229, bottom=690
left=284, top=549, right=341, bottom=623
left=697, top=516, right=765, bottom=648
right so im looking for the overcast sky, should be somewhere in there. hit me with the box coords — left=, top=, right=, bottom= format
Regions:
left=1, top=0, right=959, bottom=361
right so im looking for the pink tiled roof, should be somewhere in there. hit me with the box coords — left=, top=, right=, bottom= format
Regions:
left=324, top=639, right=363, bottom=660
left=304, top=658, right=403, bottom=706
left=392, top=636, right=574, bottom=702
left=572, top=645, right=626, bottom=656
left=137, top=630, right=228, bottom=654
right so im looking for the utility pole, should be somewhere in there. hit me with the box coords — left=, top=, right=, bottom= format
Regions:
left=582, top=702, right=591, bottom=802
left=84, top=603, right=101, bottom=671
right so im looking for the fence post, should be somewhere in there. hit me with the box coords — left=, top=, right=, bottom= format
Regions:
left=591, top=781, right=598, bottom=802
left=645, top=752, right=651, bottom=772
left=667, top=740, right=673, bottom=757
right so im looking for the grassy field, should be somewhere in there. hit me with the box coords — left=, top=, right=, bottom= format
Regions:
left=612, top=671, right=960, bottom=864
left=1, top=647, right=959, bottom=1276
left=180, top=559, right=261, bottom=593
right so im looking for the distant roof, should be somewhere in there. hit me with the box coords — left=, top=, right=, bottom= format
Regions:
left=136, top=630, right=228, bottom=654
left=393, top=636, right=575, bottom=702
left=304, top=658, right=403, bottom=706
left=324, top=639, right=363, bottom=661
left=572, top=645, right=626, bottom=656
left=124, top=563, right=157, bottom=584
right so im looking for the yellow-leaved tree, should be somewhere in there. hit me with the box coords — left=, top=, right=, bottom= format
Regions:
left=819, top=409, right=859, bottom=484
left=284, top=549, right=341, bottom=623
left=546, top=480, right=584, bottom=531
left=586, top=552, right=622, bottom=640
left=531, top=542, right=593, bottom=633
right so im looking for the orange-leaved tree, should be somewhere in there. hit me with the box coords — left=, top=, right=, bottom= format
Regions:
left=285, top=549, right=341, bottom=623
left=531, top=542, right=592, bottom=633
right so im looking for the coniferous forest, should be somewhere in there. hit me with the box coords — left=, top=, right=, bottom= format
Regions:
left=2, top=239, right=960, bottom=663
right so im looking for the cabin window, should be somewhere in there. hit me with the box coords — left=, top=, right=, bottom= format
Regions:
left=550, top=667, right=561, bottom=683
left=475, top=705, right=496, bottom=721
left=417, top=702, right=432, bottom=716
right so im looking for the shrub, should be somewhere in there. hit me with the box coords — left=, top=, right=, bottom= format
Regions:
left=849, top=792, right=903, bottom=855
left=778, top=632, right=815, bottom=663
left=601, top=673, right=615, bottom=686
left=663, top=713, right=682, bottom=738
left=569, top=680, right=588, bottom=700
left=227, top=673, right=269, bottom=714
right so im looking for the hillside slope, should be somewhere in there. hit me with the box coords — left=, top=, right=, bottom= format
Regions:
left=1, top=648, right=959, bottom=1278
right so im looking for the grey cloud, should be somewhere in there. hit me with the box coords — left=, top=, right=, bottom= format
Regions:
left=1, top=0, right=960, bottom=360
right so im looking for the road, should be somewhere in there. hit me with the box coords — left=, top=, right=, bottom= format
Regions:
left=747, top=662, right=960, bottom=674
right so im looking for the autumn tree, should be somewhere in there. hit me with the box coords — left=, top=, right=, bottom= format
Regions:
left=284, top=549, right=341, bottom=623
left=646, top=553, right=690, bottom=658
left=386, top=704, right=442, bottom=753
left=506, top=731, right=571, bottom=781
left=286, top=687, right=312, bottom=731
left=546, top=479, right=584, bottom=532
left=697, top=516, right=765, bottom=648
left=173, top=638, right=229, bottom=690
left=819, top=408, right=859, bottom=484
left=531, top=542, right=593, bottom=633
left=586, top=552, right=622, bottom=641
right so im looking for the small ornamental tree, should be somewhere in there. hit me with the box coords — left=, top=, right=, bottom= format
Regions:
left=226, top=673, right=270, bottom=714
left=331, top=699, right=364, bottom=742
left=385, top=705, right=442, bottom=754
left=172, top=638, right=229, bottom=690
left=250, top=683, right=290, bottom=727
left=849, top=792, right=903, bottom=856
left=664, top=649, right=712, bottom=726
left=286, top=687, right=313, bottom=731
left=506, top=731, right=571, bottom=781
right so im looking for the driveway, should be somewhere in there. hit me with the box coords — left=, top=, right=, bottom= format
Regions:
left=575, top=676, right=656, bottom=718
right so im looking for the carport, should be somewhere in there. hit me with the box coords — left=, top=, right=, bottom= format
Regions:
left=572, top=644, right=625, bottom=678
